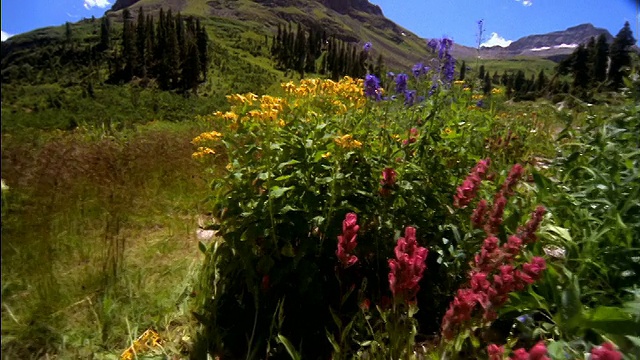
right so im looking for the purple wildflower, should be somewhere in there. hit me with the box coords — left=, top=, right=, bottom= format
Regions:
left=404, top=89, right=417, bottom=106
left=412, top=63, right=424, bottom=78
left=427, top=39, right=439, bottom=52
left=395, top=73, right=408, bottom=93
left=387, top=71, right=395, bottom=78
left=439, top=37, right=454, bottom=59
left=442, top=53, right=456, bottom=83
left=364, top=74, right=381, bottom=101
left=476, top=100, right=484, bottom=108
left=363, top=42, right=372, bottom=52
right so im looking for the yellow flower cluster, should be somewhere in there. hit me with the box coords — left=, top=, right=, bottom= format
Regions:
left=472, top=94, right=484, bottom=100
left=491, top=88, right=503, bottom=95
left=192, top=131, right=223, bottom=144
left=192, top=146, right=216, bottom=159
left=281, top=77, right=366, bottom=111
left=210, top=111, right=239, bottom=122
left=334, top=134, right=363, bottom=149
left=226, top=92, right=259, bottom=106
left=120, top=329, right=162, bottom=360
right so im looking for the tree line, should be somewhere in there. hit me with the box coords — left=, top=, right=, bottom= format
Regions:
left=460, top=22, right=637, bottom=101
left=100, top=7, right=210, bottom=92
left=270, top=22, right=385, bottom=80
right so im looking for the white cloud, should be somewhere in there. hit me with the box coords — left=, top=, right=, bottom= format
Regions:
left=481, top=32, right=513, bottom=48
left=514, top=0, right=533, bottom=6
left=1, top=30, right=13, bottom=42
left=83, top=0, right=111, bottom=10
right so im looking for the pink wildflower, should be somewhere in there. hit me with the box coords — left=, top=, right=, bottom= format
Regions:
left=336, top=213, right=359, bottom=268
left=487, top=344, right=505, bottom=360
left=528, top=341, right=550, bottom=360
left=501, top=163, right=524, bottom=196
left=380, top=167, right=398, bottom=197
left=591, top=342, right=622, bottom=360
left=454, top=158, right=491, bottom=208
left=486, top=193, right=507, bottom=235
left=471, top=199, right=489, bottom=228
left=518, top=206, right=546, bottom=243
left=388, top=227, right=428, bottom=302
left=510, top=348, right=529, bottom=360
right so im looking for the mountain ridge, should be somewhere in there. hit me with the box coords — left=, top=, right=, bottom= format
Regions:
left=474, top=23, right=615, bottom=60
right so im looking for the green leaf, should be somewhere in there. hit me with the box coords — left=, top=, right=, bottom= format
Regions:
left=278, top=159, right=300, bottom=169
left=626, top=335, right=640, bottom=348
left=325, top=329, right=340, bottom=354
left=198, top=241, right=207, bottom=254
left=542, top=225, right=573, bottom=243
left=270, top=186, right=294, bottom=198
left=275, top=174, right=294, bottom=181
left=546, top=341, right=565, bottom=358
left=329, top=307, right=344, bottom=330
left=279, top=205, right=299, bottom=214
left=277, top=334, right=301, bottom=360
left=281, top=243, right=295, bottom=257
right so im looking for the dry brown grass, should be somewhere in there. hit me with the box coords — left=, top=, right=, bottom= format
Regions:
left=1, top=121, right=220, bottom=358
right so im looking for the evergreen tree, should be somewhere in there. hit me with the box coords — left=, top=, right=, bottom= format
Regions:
left=65, top=22, right=73, bottom=48
left=196, top=19, right=210, bottom=80
left=136, top=7, right=147, bottom=77
left=536, top=69, right=547, bottom=94
left=99, top=16, right=111, bottom=51
left=513, top=70, right=525, bottom=98
left=182, top=37, right=201, bottom=93
left=459, top=60, right=466, bottom=81
left=121, top=8, right=137, bottom=81
left=492, top=71, right=500, bottom=85
left=591, top=33, right=609, bottom=84
left=571, top=44, right=590, bottom=94
left=501, top=72, right=509, bottom=86
left=305, top=28, right=317, bottom=74
left=478, top=64, right=485, bottom=80
left=294, top=25, right=306, bottom=77
left=482, top=72, right=492, bottom=95
left=166, top=10, right=181, bottom=88
left=609, top=21, right=636, bottom=89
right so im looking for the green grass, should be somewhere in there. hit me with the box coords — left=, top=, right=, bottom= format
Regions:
left=465, top=57, right=559, bottom=78
left=1, top=120, right=219, bottom=358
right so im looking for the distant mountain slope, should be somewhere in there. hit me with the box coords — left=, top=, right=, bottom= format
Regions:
left=106, top=0, right=433, bottom=70
left=478, top=23, right=614, bottom=60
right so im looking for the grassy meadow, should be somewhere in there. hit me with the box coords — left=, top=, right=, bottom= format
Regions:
left=1, top=16, right=639, bottom=360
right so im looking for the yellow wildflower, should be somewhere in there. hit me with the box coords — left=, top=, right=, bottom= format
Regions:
left=192, top=147, right=216, bottom=159
left=221, top=111, right=238, bottom=121
left=192, top=131, right=223, bottom=144
left=335, top=135, right=363, bottom=149
left=443, top=128, right=453, bottom=135
left=322, top=152, right=331, bottom=159
left=453, top=80, right=465, bottom=85
left=226, top=163, right=233, bottom=171
left=472, top=94, right=484, bottom=100
left=120, top=329, right=162, bottom=360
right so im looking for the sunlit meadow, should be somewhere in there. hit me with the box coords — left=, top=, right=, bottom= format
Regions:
left=1, top=31, right=639, bottom=360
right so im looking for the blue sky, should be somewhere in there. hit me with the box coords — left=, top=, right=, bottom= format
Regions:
left=369, top=0, right=639, bottom=47
left=1, top=0, right=639, bottom=45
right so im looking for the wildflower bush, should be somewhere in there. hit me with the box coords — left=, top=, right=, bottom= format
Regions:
left=191, top=40, right=639, bottom=359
